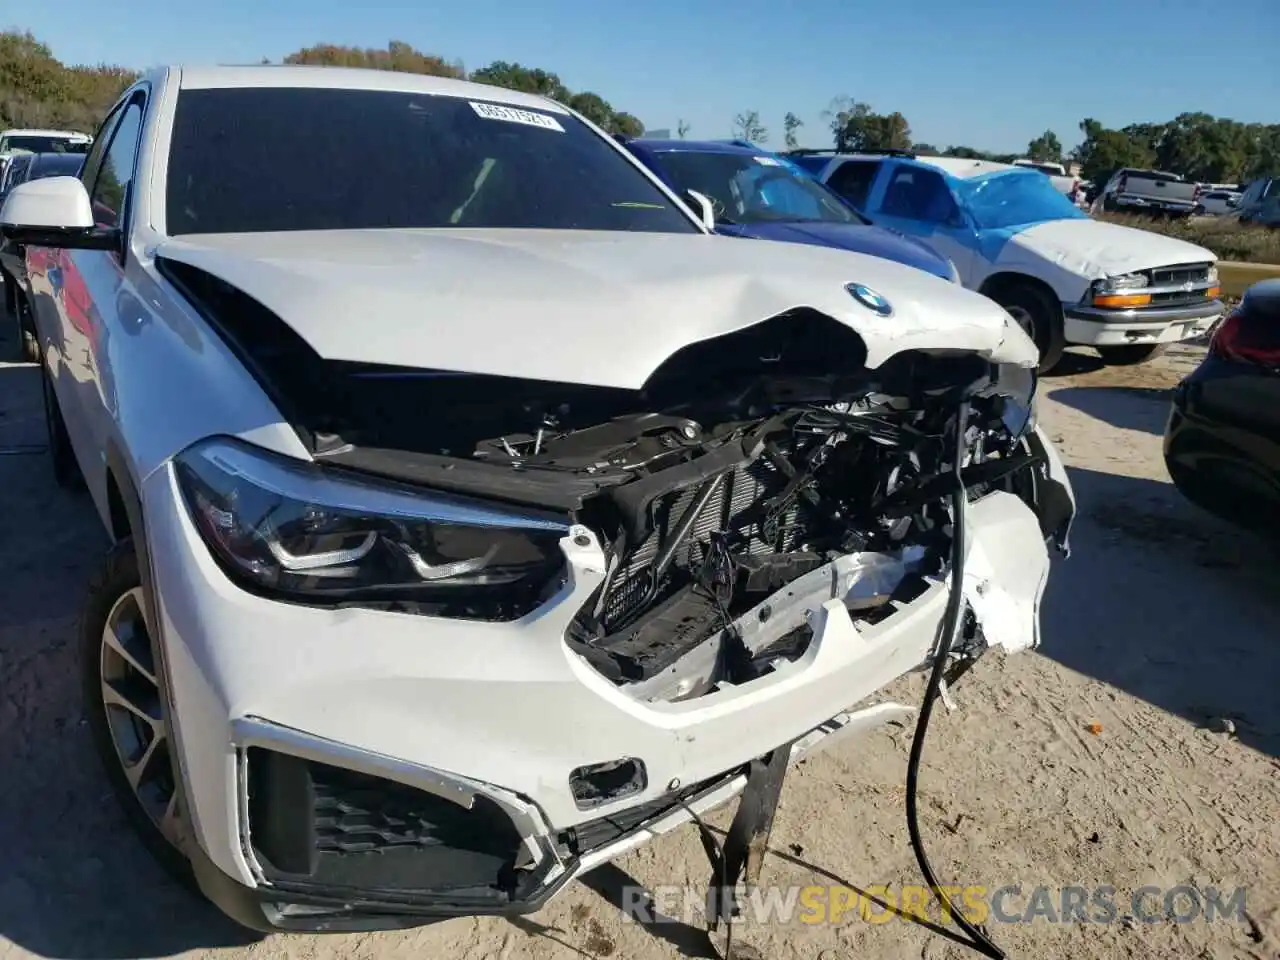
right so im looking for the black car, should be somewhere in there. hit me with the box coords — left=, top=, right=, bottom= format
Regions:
left=1164, top=279, right=1280, bottom=530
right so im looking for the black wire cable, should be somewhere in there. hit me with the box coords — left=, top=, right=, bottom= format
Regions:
left=904, top=399, right=1006, bottom=960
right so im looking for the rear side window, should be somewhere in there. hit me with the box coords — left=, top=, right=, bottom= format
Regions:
left=826, top=160, right=881, bottom=210
left=878, top=166, right=960, bottom=223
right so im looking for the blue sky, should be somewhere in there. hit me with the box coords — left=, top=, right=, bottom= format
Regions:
left=15, top=0, right=1278, bottom=153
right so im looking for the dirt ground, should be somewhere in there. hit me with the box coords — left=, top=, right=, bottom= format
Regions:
left=1, top=319, right=1277, bottom=960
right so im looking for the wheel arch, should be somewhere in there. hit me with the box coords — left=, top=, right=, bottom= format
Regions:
left=102, top=443, right=157, bottom=633
left=979, top=271, right=1067, bottom=373
left=979, top=271, right=1061, bottom=309
left=101, top=439, right=217, bottom=872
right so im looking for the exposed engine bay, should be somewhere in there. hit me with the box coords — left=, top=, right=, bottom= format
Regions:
left=160, top=260, right=1071, bottom=700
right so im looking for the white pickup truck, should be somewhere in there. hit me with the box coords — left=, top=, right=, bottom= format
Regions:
left=788, top=149, right=1225, bottom=370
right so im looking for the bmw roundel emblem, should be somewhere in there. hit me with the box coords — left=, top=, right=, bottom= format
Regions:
left=846, top=283, right=893, bottom=317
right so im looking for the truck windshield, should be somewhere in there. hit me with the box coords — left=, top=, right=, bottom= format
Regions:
left=0, top=135, right=89, bottom=155
left=646, top=150, right=867, bottom=225
left=956, top=169, right=1088, bottom=230
left=164, top=88, right=697, bottom=236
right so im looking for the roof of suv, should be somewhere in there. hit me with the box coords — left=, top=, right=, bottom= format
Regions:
left=788, top=150, right=1016, bottom=180
left=0, top=128, right=91, bottom=139
left=626, top=139, right=766, bottom=155
left=165, top=65, right=564, bottom=114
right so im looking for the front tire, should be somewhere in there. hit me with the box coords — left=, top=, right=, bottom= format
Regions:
left=82, top=538, right=195, bottom=888
left=1098, top=343, right=1168, bottom=365
left=992, top=282, right=1066, bottom=373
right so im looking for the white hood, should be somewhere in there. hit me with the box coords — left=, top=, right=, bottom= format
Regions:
left=155, top=229, right=1036, bottom=388
left=1009, top=218, right=1217, bottom=279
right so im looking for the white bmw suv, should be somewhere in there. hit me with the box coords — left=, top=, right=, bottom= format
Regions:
left=0, top=66, right=1074, bottom=933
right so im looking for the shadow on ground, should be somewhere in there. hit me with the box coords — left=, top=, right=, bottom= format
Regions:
left=1039, top=464, right=1280, bottom=758
left=1048, top=385, right=1175, bottom=435
left=1042, top=351, right=1106, bottom=378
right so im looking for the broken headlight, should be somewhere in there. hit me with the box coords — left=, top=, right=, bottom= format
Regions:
left=174, top=437, right=570, bottom=619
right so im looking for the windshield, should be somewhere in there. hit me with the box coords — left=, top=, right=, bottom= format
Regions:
left=28, top=154, right=85, bottom=180
left=164, top=88, right=697, bottom=235
left=0, top=135, right=90, bottom=155
left=955, top=169, right=1088, bottom=230
left=647, top=150, right=866, bottom=225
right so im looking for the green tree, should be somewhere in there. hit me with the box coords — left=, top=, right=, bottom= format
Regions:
left=1073, top=118, right=1155, bottom=185
left=608, top=112, right=644, bottom=137
left=467, top=61, right=641, bottom=135
left=568, top=91, right=612, bottom=128
left=825, top=97, right=871, bottom=151
left=783, top=111, right=803, bottom=150
left=1026, top=129, right=1063, bottom=163
left=283, top=40, right=463, bottom=78
left=677, top=118, right=691, bottom=139
left=942, top=145, right=989, bottom=159
left=824, top=97, right=911, bottom=152
left=868, top=112, right=912, bottom=150
left=469, top=61, right=569, bottom=100
left=1071, top=114, right=1280, bottom=184
left=732, top=109, right=768, bottom=143
left=0, top=30, right=136, bottom=131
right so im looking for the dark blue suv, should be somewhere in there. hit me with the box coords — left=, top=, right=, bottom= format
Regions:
left=620, top=138, right=959, bottom=282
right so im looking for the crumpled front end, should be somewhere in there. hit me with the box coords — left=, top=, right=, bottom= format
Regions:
left=146, top=285, right=1074, bottom=931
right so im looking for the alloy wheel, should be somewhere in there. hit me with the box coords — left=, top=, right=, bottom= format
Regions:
left=99, top=586, right=183, bottom=848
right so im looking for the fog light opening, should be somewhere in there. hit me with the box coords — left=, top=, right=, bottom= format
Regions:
left=569, top=758, right=647, bottom=810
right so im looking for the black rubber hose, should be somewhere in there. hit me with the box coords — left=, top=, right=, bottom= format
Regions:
left=904, top=399, right=1006, bottom=960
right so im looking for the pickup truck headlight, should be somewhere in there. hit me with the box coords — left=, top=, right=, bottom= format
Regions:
left=1091, top=272, right=1151, bottom=308
left=1206, top=265, right=1219, bottom=285
left=174, top=437, right=570, bottom=620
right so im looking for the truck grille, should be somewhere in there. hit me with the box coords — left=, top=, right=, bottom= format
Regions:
left=1147, top=262, right=1214, bottom=307
left=601, top=458, right=809, bottom=630
left=1150, top=263, right=1211, bottom=287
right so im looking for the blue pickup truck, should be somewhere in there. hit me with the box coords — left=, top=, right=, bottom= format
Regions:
left=619, top=138, right=960, bottom=283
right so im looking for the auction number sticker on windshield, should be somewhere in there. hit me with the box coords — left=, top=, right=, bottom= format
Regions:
left=469, top=101, right=565, bottom=133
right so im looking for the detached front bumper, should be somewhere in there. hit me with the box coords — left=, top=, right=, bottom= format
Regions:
left=139, top=427, right=1074, bottom=932
left=1064, top=299, right=1224, bottom=347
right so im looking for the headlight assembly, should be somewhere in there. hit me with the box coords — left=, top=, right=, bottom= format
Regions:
left=174, top=437, right=570, bottom=620
left=1091, top=272, right=1151, bottom=309
left=1094, top=272, right=1149, bottom=292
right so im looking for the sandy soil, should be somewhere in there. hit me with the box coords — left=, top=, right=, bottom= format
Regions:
left=1, top=322, right=1277, bottom=960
